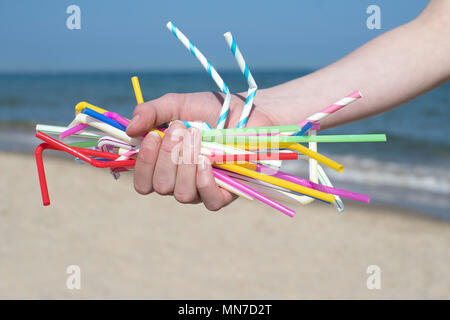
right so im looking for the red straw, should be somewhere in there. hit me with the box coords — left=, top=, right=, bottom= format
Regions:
left=35, top=131, right=136, bottom=206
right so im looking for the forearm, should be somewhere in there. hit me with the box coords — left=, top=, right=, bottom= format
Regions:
left=257, top=0, right=450, bottom=129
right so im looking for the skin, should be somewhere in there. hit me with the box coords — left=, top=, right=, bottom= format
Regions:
left=127, top=0, right=450, bottom=211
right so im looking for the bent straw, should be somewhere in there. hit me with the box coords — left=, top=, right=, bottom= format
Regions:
left=214, top=163, right=336, bottom=203
left=223, top=32, right=257, bottom=128
left=167, top=21, right=231, bottom=129
left=62, top=101, right=124, bottom=139
left=36, top=132, right=135, bottom=167
left=212, top=169, right=295, bottom=217
left=204, top=134, right=387, bottom=143
left=75, top=101, right=108, bottom=115
left=70, top=113, right=142, bottom=145
left=82, top=107, right=127, bottom=131
left=318, top=164, right=345, bottom=212
left=104, top=112, right=130, bottom=127
left=35, top=133, right=136, bottom=206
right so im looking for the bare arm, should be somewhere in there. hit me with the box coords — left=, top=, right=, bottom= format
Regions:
left=256, top=0, right=450, bottom=129
left=127, top=0, right=450, bottom=211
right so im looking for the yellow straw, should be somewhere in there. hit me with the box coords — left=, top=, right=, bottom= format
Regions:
left=74, top=101, right=108, bottom=115
left=132, top=76, right=144, bottom=104
left=214, top=163, right=335, bottom=203
left=225, top=141, right=344, bottom=173
left=131, top=76, right=165, bottom=139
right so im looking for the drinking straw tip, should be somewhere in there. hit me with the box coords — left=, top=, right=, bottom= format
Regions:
left=166, top=21, right=172, bottom=28
left=224, top=31, right=231, bottom=38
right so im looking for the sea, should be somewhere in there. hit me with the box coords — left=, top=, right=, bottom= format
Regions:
left=0, top=71, right=448, bottom=220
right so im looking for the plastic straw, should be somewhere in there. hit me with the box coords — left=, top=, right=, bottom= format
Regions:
left=214, top=134, right=387, bottom=144
left=212, top=169, right=295, bottom=217
left=215, top=163, right=335, bottom=203
left=223, top=32, right=257, bottom=128
left=71, top=113, right=142, bottom=145
left=298, top=91, right=362, bottom=127
left=75, top=101, right=108, bottom=115
left=82, top=107, right=127, bottom=131
left=167, top=21, right=231, bottom=129
left=131, top=76, right=144, bottom=104
left=317, top=164, right=345, bottom=212
left=209, top=152, right=298, bottom=163
left=255, top=164, right=370, bottom=203
left=202, top=124, right=300, bottom=137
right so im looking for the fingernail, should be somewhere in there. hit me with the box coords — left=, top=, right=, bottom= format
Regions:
left=128, top=114, right=140, bottom=129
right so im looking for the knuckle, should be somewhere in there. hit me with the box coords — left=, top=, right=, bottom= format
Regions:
left=137, top=140, right=159, bottom=164
left=162, top=92, right=178, bottom=101
left=205, top=201, right=222, bottom=212
left=134, top=181, right=152, bottom=195
left=174, top=191, right=196, bottom=204
left=153, top=179, right=173, bottom=195
left=197, top=177, right=214, bottom=190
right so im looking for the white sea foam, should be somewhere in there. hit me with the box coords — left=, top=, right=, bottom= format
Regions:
left=283, top=154, right=450, bottom=195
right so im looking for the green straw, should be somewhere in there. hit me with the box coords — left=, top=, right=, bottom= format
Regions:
left=67, top=140, right=100, bottom=148
left=201, top=124, right=300, bottom=136
left=202, top=134, right=387, bottom=143
left=36, top=124, right=102, bottom=139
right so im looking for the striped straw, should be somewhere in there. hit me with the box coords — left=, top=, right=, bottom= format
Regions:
left=296, top=91, right=361, bottom=207
left=298, top=91, right=362, bottom=127
left=223, top=32, right=258, bottom=128
left=166, top=21, right=231, bottom=129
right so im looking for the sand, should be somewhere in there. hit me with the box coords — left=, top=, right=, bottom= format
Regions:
left=0, top=151, right=449, bottom=299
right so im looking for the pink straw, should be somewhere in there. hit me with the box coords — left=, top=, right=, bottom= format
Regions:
left=298, top=91, right=362, bottom=127
left=103, top=112, right=130, bottom=127
left=212, top=168, right=295, bottom=217
left=255, top=164, right=370, bottom=203
left=59, top=123, right=89, bottom=139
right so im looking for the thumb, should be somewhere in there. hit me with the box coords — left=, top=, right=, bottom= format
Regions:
left=126, top=93, right=184, bottom=137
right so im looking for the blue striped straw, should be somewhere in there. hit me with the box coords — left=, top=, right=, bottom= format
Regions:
left=166, top=21, right=231, bottom=129
left=223, top=32, right=258, bottom=128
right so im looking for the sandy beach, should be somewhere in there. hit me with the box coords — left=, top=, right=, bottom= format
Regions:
left=0, top=151, right=449, bottom=299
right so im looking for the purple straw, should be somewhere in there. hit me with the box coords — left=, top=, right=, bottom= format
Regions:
left=256, top=164, right=370, bottom=203
left=59, top=123, right=89, bottom=139
left=212, top=168, right=295, bottom=217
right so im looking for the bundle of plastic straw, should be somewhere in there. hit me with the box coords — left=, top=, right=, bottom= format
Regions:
left=33, top=22, right=388, bottom=218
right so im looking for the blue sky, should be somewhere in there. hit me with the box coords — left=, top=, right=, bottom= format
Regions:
left=0, top=0, right=428, bottom=72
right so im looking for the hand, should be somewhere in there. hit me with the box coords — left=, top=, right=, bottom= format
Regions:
left=126, top=91, right=277, bottom=211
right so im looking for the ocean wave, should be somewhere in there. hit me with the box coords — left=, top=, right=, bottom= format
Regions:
left=284, top=154, right=450, bottom=196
